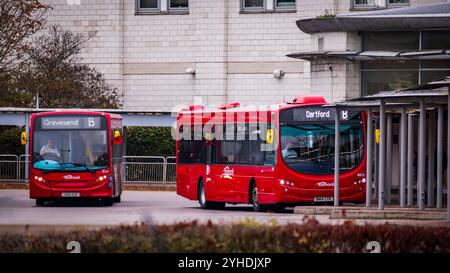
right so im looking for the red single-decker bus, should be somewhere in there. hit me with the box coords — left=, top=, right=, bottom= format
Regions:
left=176, top=96, right=366, bottom=211
left=29, top=111, right=124, bottom=206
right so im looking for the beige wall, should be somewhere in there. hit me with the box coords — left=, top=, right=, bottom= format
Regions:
left=42, top=0, right=446, bottom=110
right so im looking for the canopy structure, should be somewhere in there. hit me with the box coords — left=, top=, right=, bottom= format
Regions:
left=287, top=49, right=450, bottom=61
left=296, top=2, right=450, bottom=34
left=0, top=107, right=175, bottom=127
left=325, top=77, right=450, bottom=222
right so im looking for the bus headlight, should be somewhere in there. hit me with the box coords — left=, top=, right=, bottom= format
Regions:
left=96, top=175, right=108, bottom=182
left=279, top=179, right=294, bottom=187
left=34, top=176, right=45, bottom=183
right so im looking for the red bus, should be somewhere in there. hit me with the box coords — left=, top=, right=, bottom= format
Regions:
left=28, top=111, right=124, bottom=206
left=176, top=96, right=366, bottom=211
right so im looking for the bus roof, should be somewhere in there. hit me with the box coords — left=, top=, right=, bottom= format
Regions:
left=177, top=96, right=329, bottom=124
left=178, top=96, right=328, bottom=116
left=30, top=110, right=122, bottom=120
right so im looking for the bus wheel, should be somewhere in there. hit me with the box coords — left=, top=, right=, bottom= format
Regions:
left=113, top=195, right=121, bottom=203
left=36, top=199, right=45, bottom=206
left=251, top=184, right=266, bottom=212
left=198, top=180, right=225, bottom=210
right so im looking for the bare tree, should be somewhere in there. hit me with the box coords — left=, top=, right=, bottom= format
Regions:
left=0, top=0, right=49, bottom=75
left=13, top=26, right=122, bottom=109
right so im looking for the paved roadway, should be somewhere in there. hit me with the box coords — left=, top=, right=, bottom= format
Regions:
left=0, top=190, right=446, bottom=233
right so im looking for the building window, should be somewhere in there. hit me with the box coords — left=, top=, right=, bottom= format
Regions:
left=354, top=0, right=376, bottom=5
left=353, top=0, right=376, bottom=7
left=360, top=30, right=450, bottom=96
left=241, top=0, right=296, bottom=13
left=352, top=0, right=409, bottom=10
left=276, top=0, right=296, bottom=9
left=170, top=0, right=189, bottom=10
left=387, top=0, right=409, bottom=6
left=136, top=0, right=188, bottom=14
left=243, top=0, right=265, bottom=11
left=139, top=0, right=158, bottom=11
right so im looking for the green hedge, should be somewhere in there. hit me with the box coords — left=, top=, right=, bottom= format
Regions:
left=0, top=126, right=24, bottom=156
left=1, top=219, right=449, bottom=253
left=126, top=127, right=175, bottom=157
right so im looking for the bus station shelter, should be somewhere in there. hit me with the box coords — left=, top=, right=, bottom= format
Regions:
left=330, top=77, right=450, bottom=221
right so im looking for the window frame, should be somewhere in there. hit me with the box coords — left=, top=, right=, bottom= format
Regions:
left=168, top=0, right=189, bottom=13
left=240, top=0, right=296, bottom=14
left=135, top=0, right=189, bottom=15
left=241, top=0, right=266, bottom=13
left=274, top=0, right=297, bottom=11
left=386, top=0, right=410, bottom=7
left=136, top=0, right=159, bottom=14
left=351, top=0, right=378, bottom=10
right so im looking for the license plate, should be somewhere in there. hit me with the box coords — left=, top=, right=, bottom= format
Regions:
left=314, top=197, right=333, bottom=202
left=61, top=192, right=80, bottom=197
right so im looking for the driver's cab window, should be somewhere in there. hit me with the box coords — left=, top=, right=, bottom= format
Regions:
left=34, top=131, right=64, bottom=162
left=33, top=130, right=108, bottom=168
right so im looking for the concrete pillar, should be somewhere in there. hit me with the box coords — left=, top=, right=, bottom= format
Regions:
left=407, top=113, right=415, bottom=207
left=123, top=126, right=128, bottom=183
left=25, top=113, right=30, bottom=181
left=366, top=109, right=373, bottom=207
left=447, top=88, right=450, bottom=221
left=418, top=100, right=426, bottom=210
left=437, top=105, right=443, bottom=209
left=334, top=108, right=341, bottom=207
left=427, top=110, right=436, bottom=207
left=400, top=109, right=407, bottom=207
left=378, top=101, right=386, bottom=210
left=385, top=113, right=393, bottom=204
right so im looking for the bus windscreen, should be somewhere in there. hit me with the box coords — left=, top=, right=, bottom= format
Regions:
left=280, top=108, right=364, bottom=175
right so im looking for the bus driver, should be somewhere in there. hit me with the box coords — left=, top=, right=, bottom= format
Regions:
left=40, top=138, right=61, bottom=160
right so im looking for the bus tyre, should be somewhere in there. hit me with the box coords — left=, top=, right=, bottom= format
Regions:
left=113, top=195, right=121, bottom=203
left=36, top=199, right=45, bottom=206
left=198, top=180, right=225, bottom=210
left=251, top=184, right=266, bottom=212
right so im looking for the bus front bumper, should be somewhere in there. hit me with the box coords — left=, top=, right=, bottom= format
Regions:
left=272, top=185, right=366, bottom=204
left=29, top=180, right=114, bottom=199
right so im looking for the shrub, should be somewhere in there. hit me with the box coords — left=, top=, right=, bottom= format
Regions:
left=126, top=127, right=175, bottom=157
left=1, top=219, right=449, bottom=253
left=0, top=126, right=25, bottom=155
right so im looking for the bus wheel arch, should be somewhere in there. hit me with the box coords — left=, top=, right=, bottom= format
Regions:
left=248, top=178, right=256, bottom=204
left=197, top=176, right=204, bottom=202
left=249, top=178, right=267, bottom=212
left=197, top=177, right=225, bottom=210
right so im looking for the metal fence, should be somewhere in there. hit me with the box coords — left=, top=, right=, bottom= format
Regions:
left=0, top=155, right=18, bottom=182
left=124, top=156, right=173, bottom=183
left=0, top=155, right=176, bottom=184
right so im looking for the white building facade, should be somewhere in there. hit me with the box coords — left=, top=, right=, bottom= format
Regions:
left=42, top=0, right=448, bottom=110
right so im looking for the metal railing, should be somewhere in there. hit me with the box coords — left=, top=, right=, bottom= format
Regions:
left=0, top=154, right=18, bottom=182
left=18, top=154, right=30, bottom=182
left=0, top=155, right=176, bottom=184
left=165, top=156, right=176, bottom=183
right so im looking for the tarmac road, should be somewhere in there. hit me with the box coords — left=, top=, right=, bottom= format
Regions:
left=0, top=190, right=446, bottom=234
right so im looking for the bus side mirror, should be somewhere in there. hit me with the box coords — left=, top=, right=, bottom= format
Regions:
left=20, top=131, right=28, bottom=145
left=266, top=129, right=274, bottom=144
left=113, top=130, right=123, bottom=145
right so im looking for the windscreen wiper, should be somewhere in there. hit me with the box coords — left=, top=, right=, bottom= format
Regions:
left=72, top=163, right=97, bottom=174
